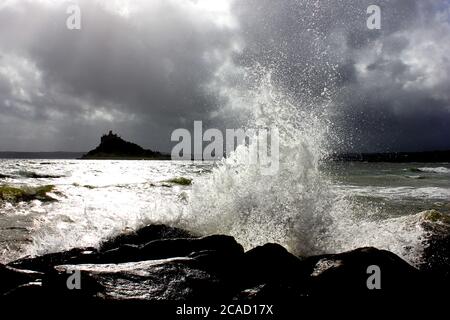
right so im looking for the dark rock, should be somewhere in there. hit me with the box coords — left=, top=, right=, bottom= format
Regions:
left=100, top=234, right=244, bottom=264
left=242, top=243, right=305, bottom=285
left=300, top=247, right=428, bottom=296
left=99, top=224, right=197, bottom=252
left=8, top=247, right=98, bottom=273
left=233, top=284, right=268, bottom=301
left=237, top=246, right=439, bottom=300
left=141, top=234, right=243, bottom=258
left=189, top=249, right=242, bottom=273
left=51, top=258, right=231, bottom=302
left=8, top=225, right=199, bottom=271
left=417, top=210, right=450, bottom=280
left=233, top=283, right=304, bottom=302
left=3, top=270, right=103, bottom=302
left=2, top=224, right=448, bottom=302
left=0, top=264, right=43, bottom=295
left=3, top=282, right=44, bottom=300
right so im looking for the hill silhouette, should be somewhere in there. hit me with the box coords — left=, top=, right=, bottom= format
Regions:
left=81, top=131, right=169, bottom=160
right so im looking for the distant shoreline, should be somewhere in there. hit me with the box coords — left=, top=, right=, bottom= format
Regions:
left=1, top=150, right=450, bottom=162
left=329, top=150, right=450, bottom=163
left=0, top=152, right=171, bottom=160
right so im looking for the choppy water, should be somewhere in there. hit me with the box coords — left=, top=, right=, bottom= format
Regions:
left=1, top=158, right=449, bottom=265
left=329, top=162, right=450, bottom=216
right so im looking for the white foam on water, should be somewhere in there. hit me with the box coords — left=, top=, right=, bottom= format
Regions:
left=1, top=161, right=193, bottom=261
left=418, top=167, right=450, bottom=174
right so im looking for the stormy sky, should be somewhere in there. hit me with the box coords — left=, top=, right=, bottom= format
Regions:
left=0, top=0, right=449, bottom=152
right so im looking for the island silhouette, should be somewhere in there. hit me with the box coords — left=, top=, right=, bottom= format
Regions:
left=81, top=131, right=170, bottom=160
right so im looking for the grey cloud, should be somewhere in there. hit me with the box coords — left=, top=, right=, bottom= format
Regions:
left=0, top=0, right=449, bottom=152
left=230, top=0, right=450, bottom=152
left=0, top=0, right=238, bottom=151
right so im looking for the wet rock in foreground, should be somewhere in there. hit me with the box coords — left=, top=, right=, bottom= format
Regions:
left=2, top=223, right=448, bottom=302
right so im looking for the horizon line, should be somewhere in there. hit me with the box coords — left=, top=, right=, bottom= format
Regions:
left=1, top=149, right=450, bottom=154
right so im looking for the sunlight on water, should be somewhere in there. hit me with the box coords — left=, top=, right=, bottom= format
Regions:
left=1, top=155, right=449, bottom=265
left=0, top=160, right=201, bottom=261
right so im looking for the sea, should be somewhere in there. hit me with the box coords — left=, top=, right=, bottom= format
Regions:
left=1, top=158, right=449, bottom=265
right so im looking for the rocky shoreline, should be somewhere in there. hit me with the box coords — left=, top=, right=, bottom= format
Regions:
left=1, top=219, right=449, bottom=303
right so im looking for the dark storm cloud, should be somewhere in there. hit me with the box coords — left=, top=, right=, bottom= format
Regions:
left=231, top=0, right=450, bottom=152
left=0, top=0, right=238, bottom=151
left=0, top=0, right=449, bottom=152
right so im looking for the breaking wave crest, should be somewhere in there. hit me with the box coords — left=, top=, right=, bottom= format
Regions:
left=187, top=71, right=426, bottom=265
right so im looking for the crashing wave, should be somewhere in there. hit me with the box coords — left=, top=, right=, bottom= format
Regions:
left=186, top=69, right=431, bottom=266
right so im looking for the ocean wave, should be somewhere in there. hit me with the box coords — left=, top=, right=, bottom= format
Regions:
left=338, top=185, right=450, bottom=201
left=15, top=170, right=65, bottom=179
left=406, top=175, right=426, bottom=179
left=417, top=167, right=450, bottom=174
